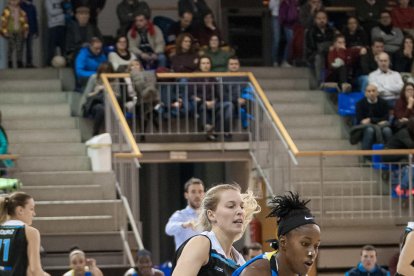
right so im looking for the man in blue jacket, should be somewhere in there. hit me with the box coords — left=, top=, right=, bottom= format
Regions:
left=345, top=245, right=390, bottom=276
left=75, top=36, right=107, bottom=91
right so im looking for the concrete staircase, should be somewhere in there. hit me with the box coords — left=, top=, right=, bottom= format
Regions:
left=245, top=67, right=402, bottom=275
left=0, top=69, right=127, bottom=271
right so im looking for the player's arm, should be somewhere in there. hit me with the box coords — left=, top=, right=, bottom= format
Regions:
left=172, top=236, right=210, bottom=276
left=25, top=226, right=50, bottom=276
left=397, top=232, right=414, bottom=275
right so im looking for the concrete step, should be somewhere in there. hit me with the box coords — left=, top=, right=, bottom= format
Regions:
left=266, top=90, right=325, bottom=102
left=273, top=103, right=325, bottom=115
left=33, top=216, right=122, bottom=233
left=279, top=114, right=339, bottom=127
left=0, top=104, right=70, bottom=119
left=3, top=117, right=77, bottom=130
left=42, top=232, right=126, bottom=253
left=289, top=126, right=342, bottom=140
left=35, top=200, right=122, bottom=217
left=15, top=171, right=115, bottom=186
left=293, top=139, right=356, bottom=151
left=22, top=184, right=115, bottom=201
left=243, top=66, right=309, bottom=79
left=8, top=129, right=81, bottom=143
left=0, top=79, right=61, bottom=92
left=259, top=78, right=309, bottom=90
left=18, top=156, right=91, bottom=172
left=0, top=68, right=60, bottom=80
left=10, top=143, right=85, bottom=156
left=306, top=195, right=392, bottom=212
left=291, top=167, right=373, bottom=182
left=0, top=92, right=66, bottom=104
left=295, top=181, right=379, bottom=196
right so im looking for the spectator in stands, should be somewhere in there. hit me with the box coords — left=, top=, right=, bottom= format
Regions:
left=345, top=245, right=390, bottom=276
left=167, top=11, right=195, bottom=46
left=203, top=35, right=233, bottom=72
left=117, top=0, right=150, bottom=36
left=178, top=0, right=210, bottom=27
left=108, top=35, right=137, bottom=72
left=326, top=35, right=363, bottom=92
left=172, top=184, right=259, bottom=276
left=393, top=36, right=414, bottom=72
left=371, top=10, right=404, bottom=54
left=359, top=38, right=385, bottom=92
left=368, top=52, right=404, bottom=107
left=299, top=0, right=324, bottom=29
left=0, top=111, right=14, bottom=176
left=65, top=5, right=102, bottom=64
left=71, top=0, right=106, bottom=26
left=343, top=16, right=369, bottom=49
left=269, top=0, right=281, bottom=66
left=20, top=0, right=38, bottom=68
left=354, top=84, right=392, bottom=151
left=391, top=0, right=414, bottom=37
left=170, top=33, right=199, bottom=72
left=75, top=37, right=107, bottom=90
left=124, top=59, right=161, bottom=127
left=165, top=178, right=205, bottom=250
left=305, top=10, right=335, bottom=86
left=195, top=10, right=223, bottom=48
left=45, top=0, right=66, bottom=66
left=383, top=117, right=414, bottom=162
left=0, top=0, right=29, bottom=68
left=396, top=222, right=414, bottom=275
left=241, top=242, right=263, bottom=261
left=127, top=12, right=167, bottom=69
left=81, top=62, right=114, bottom=136
left=355, top=0, right=386, bottom=39
left=394, top=83, right=414, bottom=128
left=124, top=249, right=164, bottom=276
left=63, top=248, right=103, bottom=276
left=279, top=0, right=299, bottom=68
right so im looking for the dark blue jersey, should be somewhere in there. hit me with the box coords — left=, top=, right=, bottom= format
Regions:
left=0, top=221, right=28, bottom=276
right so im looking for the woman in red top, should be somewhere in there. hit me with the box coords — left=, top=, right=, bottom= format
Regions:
left=394, top=82, right=414, bottom=128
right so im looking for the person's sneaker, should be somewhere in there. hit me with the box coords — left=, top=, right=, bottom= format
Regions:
left=207, top=133, right=217, bottom=141
left=281, top=61, right=292, bottom=68
left=204, top=124, right=214, bottom=132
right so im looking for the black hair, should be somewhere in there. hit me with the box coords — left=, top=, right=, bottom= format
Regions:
left=267, top=191, right=315, bottom=237
left=137, top=249, right=152, bottom=258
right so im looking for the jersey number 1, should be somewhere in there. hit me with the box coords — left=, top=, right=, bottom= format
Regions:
left=0, top=239, right=10, bottom=262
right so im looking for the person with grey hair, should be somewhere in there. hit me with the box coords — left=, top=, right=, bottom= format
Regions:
left=165, top=178, right=205, bottom=249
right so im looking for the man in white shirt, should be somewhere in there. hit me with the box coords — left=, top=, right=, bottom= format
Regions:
left=165, top=178, right=205, bottom=250
left=368, top=52, right=404, bottom=108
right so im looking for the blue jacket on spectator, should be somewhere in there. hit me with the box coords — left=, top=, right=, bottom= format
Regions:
left=20, top=0, right=38, bottom=35
left=345, top=262, right=390, bottom=276
left=75, top=46, right=107, bottom=79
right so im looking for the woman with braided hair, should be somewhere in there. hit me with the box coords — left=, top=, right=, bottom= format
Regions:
left=233, top=192, right=321, bottom=276
left=0, top=192, right=50, bottom=276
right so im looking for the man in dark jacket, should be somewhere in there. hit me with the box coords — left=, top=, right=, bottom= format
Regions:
left=345, top=245, right=390, bottom=276
left=116, top=0, right=150, bottom=35
left=356, top=83, right=392, bottom=150
left=305, top=10, right=335, bottom=85
left=65, top=5, right=102, bottom=64
left=20, top=0, right=38, bottom=67
left=178, top=0, right=210, bottom=26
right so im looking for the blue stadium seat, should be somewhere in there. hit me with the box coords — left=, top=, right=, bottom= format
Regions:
left=338, top=91, right=364, bottom=116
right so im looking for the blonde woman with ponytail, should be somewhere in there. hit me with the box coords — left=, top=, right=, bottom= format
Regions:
left=172, top=184, right=260, bottom=276
left=0, top=192, right=50, bottom=276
